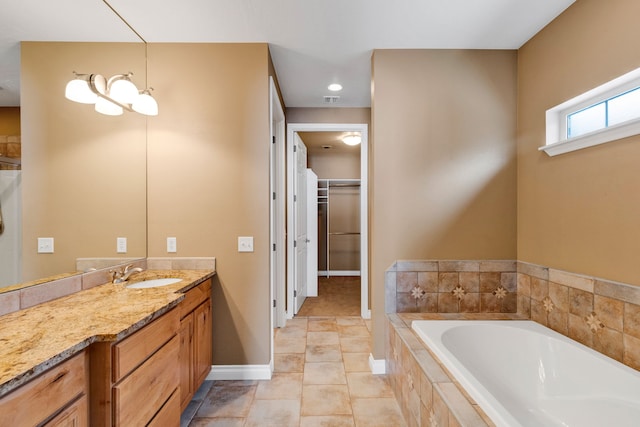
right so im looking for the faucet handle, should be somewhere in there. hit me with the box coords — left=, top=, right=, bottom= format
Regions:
left=123, top=264, right=134, bottom=274
left=109, top=268, right=123, bottom=283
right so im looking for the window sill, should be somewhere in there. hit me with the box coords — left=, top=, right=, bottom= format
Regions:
left=539, top=118, right=640, bottom=156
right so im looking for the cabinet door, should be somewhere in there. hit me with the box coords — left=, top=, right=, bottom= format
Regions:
left=44, top=395, right=88, bottom=427
left=179, top=313, right=194, bottom=412
left=194, top=299, right=212, bottom=388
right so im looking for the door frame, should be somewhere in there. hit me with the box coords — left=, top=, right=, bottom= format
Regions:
left=286, top=123, right=370, bottom=320
left=269, top=77, right=286, bottom=341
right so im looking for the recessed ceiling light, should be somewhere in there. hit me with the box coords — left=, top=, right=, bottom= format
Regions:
left=328, top=83, right=342, bottom=92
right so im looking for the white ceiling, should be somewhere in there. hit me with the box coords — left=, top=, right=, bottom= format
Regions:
left=0, top=0, right=575, bottom=108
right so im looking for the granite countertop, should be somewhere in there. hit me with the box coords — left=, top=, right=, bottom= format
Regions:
left=0, top=269, right=215, bottom=398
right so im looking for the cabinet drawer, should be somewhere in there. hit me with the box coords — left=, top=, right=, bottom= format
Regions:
left=113, top=335, right=179, bottom=426
left=44, top=394, right=88, bottom=427
left=112, top=308, right=179, bottom=382
left=179, top=279, right=212, bottom=318
left=147, top=389, right=181, bottom=427
left=0, top=351, right=87, bottom=426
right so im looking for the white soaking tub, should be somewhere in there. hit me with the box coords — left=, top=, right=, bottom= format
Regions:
left=411, top=320, right=640, bottom=427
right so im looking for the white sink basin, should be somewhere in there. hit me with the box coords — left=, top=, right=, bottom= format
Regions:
left=126, top=278, right=182, bottom=289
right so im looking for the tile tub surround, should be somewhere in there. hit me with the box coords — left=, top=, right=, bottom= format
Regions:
left=0, top=269, right=214, bottom=396
left=517, top=262, right=640, bottom=371
left=386, top=260, right=518, bottom=314
left=385, top=313, right=526, bottom=427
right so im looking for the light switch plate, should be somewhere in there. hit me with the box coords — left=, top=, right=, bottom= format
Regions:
left=37, top=237, right=54, bottom=254
left=117, top=237, right=127, bottom=253
left=238, top=236, right=254, bottom=252
left=167, top=237, right=177, bottom=253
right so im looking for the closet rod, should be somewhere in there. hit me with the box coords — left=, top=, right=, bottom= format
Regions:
left=329, top=183, right=360, bottom=188
left=329, top=232, right=360, bottom=236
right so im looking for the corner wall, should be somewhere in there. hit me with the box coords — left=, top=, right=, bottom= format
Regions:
left=371, top=50, right=518, bottom=358
left=517, top=0, right=640, bottom=286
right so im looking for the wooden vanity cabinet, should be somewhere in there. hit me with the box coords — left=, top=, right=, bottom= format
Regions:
left=90, top=308, right=180, bottom=426
left=178, top=279, right=212, bottom=411
left=0, top=351, right=89, bottom=427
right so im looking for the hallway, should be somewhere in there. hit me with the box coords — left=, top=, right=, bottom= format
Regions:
left=183, top=316, right=405, bottom=426
left=297, top=277, right=361, bottom=317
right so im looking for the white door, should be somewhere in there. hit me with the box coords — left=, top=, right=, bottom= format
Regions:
left=306, top=169, right=318, bottom=297
left=294, top=134, right=308, bottom=313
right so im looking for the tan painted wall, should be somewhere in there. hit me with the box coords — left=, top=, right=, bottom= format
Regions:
left=286, top=107, right=371, bottom=127
left=371, top=49, right=518, bottom=357
left=20, top=42, right=147, bottom=282
left=0, top=108, right=20, bottom=134
left=146, top=43, right=272, bottom=365
left=308, top=150, right=360, bottom=179
left=517, top=0, right=640, bottom=286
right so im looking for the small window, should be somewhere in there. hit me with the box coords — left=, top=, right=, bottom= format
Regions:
left=542, top=67, right=640, bottom=156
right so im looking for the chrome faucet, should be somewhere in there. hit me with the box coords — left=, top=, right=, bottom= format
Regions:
left=110, top=264, right=144, bottom=283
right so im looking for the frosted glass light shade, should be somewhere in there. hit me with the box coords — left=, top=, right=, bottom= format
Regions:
left=65, top=79, right=98, bottom=104
left=109, top=78, right=138, bottom=104
left=95, top=97, right=123, bottom=116
left=342, top=134, right=361, bottom=146
left=132, top=92, right=158, bottom=116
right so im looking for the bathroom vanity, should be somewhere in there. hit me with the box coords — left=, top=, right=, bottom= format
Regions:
left=0, top=270, right=214, bottom=426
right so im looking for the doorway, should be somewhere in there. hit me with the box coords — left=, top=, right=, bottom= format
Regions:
left=285, top=123, right=369, bottom=320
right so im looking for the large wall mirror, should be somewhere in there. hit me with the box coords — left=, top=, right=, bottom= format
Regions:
left=0, top=4, right=148, bottom=289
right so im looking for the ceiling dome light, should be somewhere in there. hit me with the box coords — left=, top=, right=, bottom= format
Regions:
left=342, top=133, right=361, bottom=146
left=328, top=83, right=343, bottom=92
left=95, top=97, right=123, bottom=116
left=132, top=89, right=159, bottom=116
left=109, top=74, right=138, bottom=104
left=65, top=74, right=98, bottom=104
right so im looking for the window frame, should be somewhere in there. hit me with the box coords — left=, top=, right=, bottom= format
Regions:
left=541, top=67, right=640, bottom=156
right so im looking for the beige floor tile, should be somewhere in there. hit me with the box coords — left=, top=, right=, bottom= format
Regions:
left=346, top=373, right=394, bottom=398
left=351, top=398, right=407, bottom=427
left=338, top=325, right=370, bottom=337
left=286, top=317, right=309, bottom=330
left=307, top=331, right=340, bottom=346
left=340, top=336, right=371, bottom=353
left=308, top=317, right=339, bottom=332
left=343, top=353, right=371, bottom=372
left=304, top=361, right=347, bottom=385
left=336, top=317, right=365, bottom=326
left=300, top=415, right=356, bottom=427
left=196, top=385, right=256, bottom=418
left=244, top=399, right=300, bottom=427
left=301, top=384, right=352, bottom=416
left=274, top=353, right=306, bottom=373
left=255, top=373, right=303, bottom=400
left=275, top=334, right=307, bottom=353
left=306, top=344, right=343, bottom=362
left=189, top=418, right=245, bottom=427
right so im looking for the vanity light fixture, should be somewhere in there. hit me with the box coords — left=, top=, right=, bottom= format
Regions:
left=342, top=133, right=361, bottom=146
left=65, top=71, right=158, bottom=116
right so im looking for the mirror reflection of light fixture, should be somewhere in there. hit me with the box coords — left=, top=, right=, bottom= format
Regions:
left=65, top=71, right=158, bottom=116
left=342, top=133, right=362, bottom=146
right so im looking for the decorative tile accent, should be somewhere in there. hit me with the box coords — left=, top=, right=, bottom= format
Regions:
left=585, top=312, right=604, bottom=333
left=542, top=296, right=554, bottom=313
left=411, top=286, right=425, bottom=300
left=493, top=286, right=507, bottom=300
left=452, top=286, right=466, bottom=300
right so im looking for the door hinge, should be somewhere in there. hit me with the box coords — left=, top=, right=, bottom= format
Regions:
left=293, top=145, right=297, bottom=152
left=294, top=240, right=297, bottom=248
left=294, top=290, right=297, bottom=297
left=273, top=299, right=276, bottom=308
left=273, top=192, right=276, bottom=200
left=272, top=136, right=276, bottom=144
left=273, top=243, right=276, bottom=251
left=294, top=195, right=297, bottom=202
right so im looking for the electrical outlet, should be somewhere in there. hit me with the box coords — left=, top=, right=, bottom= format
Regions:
left=238, top=236, right=254, bottom=252
left=167, top=237, right=177, bottom=253
left=37, top=237, right=54, bottom=254
left=117, top=237, right=127, bottom=253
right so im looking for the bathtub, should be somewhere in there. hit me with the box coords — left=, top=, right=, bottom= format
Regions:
left=411, top=320, right=640, bottom=427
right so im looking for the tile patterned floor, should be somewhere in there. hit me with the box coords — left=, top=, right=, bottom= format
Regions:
left=183, top=316, right=406, bottom=427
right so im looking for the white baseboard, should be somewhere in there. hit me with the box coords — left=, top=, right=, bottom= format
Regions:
left=207, top=364, right=272, bottom=381
left=369, top=354, right=386, bottom=375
